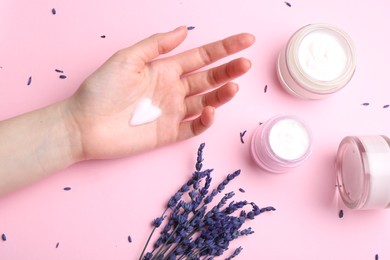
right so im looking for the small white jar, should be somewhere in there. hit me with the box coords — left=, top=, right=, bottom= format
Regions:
left=277, top=24, right=357, bottom=99
left=336, top=135, right=390, bottom=209
left=251, top=114, right=313, bottom=173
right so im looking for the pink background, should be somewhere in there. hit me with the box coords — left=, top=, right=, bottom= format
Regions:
left=1, top=0, right=390, bottom=259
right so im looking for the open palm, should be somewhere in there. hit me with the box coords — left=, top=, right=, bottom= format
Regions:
left=69, top=26, right=255, bottom=159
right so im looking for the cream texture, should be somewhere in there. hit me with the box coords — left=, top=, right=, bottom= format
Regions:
left=269, top=119, right=310, bottom=160
left=129, top=98, right=161, bottom=126
left=298, top=30, right=347, bottom=81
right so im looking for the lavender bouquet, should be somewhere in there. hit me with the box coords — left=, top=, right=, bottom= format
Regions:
left=139, top=143, right=275, bottom=260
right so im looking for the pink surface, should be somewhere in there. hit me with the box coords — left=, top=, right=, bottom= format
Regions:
left=1, top=0, right=389, bottom=259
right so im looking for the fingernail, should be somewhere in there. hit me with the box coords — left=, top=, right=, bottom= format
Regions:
left=174, top=26, right=186, bottom=32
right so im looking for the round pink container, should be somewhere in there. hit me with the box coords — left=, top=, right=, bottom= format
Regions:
left=277, top=23, right=356, bottom=99
left=336, top=135, right=390, bottom=209
left=251, top=114, right=313, bottom=173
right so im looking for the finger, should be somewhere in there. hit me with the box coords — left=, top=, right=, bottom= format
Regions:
left=114, top=26, right=188, bottom=70
left=184, top=82, right=238, bottom=119
left=173, top=33, right=255, bottom=74
left=178, top=106, right=215, bottom=141
left=183, top=57, right=251, bottom=96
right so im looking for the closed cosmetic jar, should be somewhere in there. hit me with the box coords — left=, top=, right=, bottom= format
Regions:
left=277, top=23, right=356, bottom=99
left=251, top=114, right=312, bottom=173
left=336, top=135, right=390, bottom=209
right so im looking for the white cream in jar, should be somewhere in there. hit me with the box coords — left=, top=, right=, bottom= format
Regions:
left=277, top=24, right=356, bottom=99
left=251, top=114, right=312, bottom=173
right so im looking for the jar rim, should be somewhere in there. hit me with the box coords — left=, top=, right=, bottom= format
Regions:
left=285, top=23, right=357, bottom=94
left=336, top=136, right=370, bottom=209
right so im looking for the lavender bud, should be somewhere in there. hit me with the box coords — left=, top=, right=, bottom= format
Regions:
left=226, top=246, right=243, bottom=259
left=189, top=190, right=197, bottom=200
left=163, top=224, right=172, bottom=233
left=143, top=252, right=153, bottom=260
left=152, top=216, right=165, bottom=228
left=240, top=227, right=254, bottom=236
left=180, top=184, right=190, bottom=192
left=168, top=192, right=182, bottom=208
left=260, top=206, right=276, bottom=213
left=246, top=211, right=255, bottom=219
left=193, top=181, right=200, bottom=189
left=227, top=170, right=241, bottom=181
left=196, top=162, right=203, bottom=171
left=153, top=237, right=163, bottom=249
left=217, top=183, right=225, bottom=192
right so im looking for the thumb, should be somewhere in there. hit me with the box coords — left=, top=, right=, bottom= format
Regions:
left=118, top=26, right=188, bottom=69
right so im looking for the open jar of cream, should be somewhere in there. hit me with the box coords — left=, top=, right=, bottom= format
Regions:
left=251, top=114, right=312, bottom=173
left=277, top=23, right=356, bottom=99
left=336, top=135, right=390, bottom=209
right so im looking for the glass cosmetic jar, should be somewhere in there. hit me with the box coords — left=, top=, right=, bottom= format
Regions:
left=277, top=23, right=357, bottom=99
left=251, top=114, right=312, bottom=173
left=336, top=135, right=390, bottom=209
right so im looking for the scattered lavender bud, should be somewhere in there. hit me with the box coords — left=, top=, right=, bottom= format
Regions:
left=1, top=233, right=6, bottom=241
left=52, top=8, right=56, bottom=15
left=187, top=26, right=195, bottom=30
left=128, top=235, right=132, bottom=243
left=383, top=104, right=389, bottom=109
left=27, top=76, right=32, bottom=86
left=240, top=130, right=247, bottom=144
left=55, top=242, right=60, bottom=248
left=285, top=1, right=292, bottom=7
left=338, top=209, right=344, bottom=218
left=55, top=69, right=64, bottom=73
left=264, top=84, right=268, bottom=93
left=63, top=187, right=71, bottom=191
left=376, top=254, right=379, bottom=260
left=239, top=188, right=245, bottom=193
left=362, top=102, right=370, bottom=106
left=59, top=75, right=67, bottom=79
left=100, top=35, right=106, bottom=38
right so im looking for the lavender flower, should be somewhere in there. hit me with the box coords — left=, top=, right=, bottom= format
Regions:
left=139, top=144, right=275, bottom=260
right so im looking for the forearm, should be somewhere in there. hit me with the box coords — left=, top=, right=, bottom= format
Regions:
left=0, top=99, right=83, bottom=196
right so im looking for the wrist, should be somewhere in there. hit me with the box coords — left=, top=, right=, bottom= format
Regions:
left=0, top=99, right=85, bottom=195
left=59, top=98, right=86, bottom=164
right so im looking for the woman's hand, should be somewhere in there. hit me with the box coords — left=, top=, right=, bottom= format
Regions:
left=69, top=26, right=255, bottom=159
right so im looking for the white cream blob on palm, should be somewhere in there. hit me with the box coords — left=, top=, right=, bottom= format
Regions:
left=129, top=98, right=162, bottom=126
